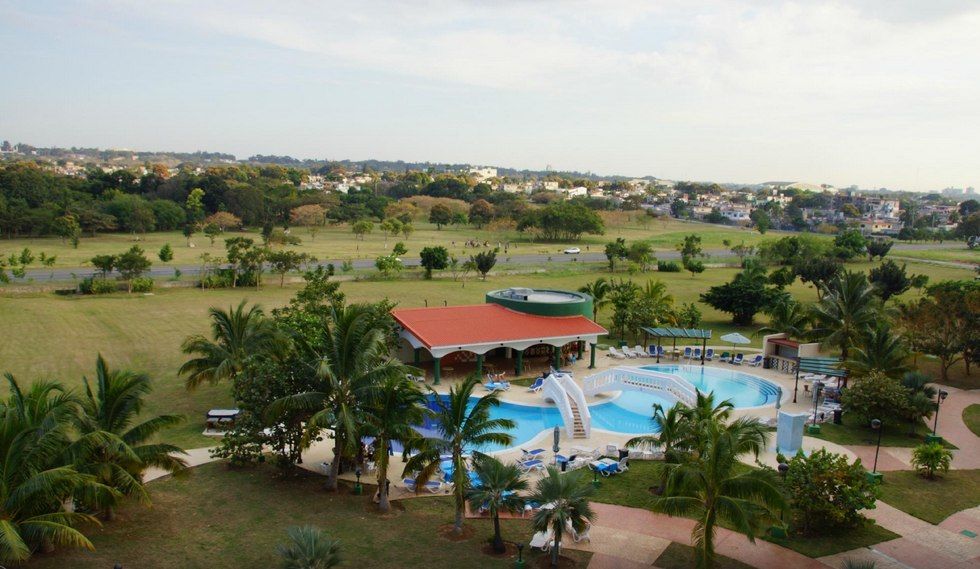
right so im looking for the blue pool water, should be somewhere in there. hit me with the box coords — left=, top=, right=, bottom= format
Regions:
left=420, top=365, right=780, bottom=453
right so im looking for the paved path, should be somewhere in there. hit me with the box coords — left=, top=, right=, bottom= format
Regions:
left=143, top=447, right=217, bottom=482
left=935, top=387, right=980, bottom=469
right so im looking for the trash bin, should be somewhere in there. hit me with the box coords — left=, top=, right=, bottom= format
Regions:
left=618, top=449, right=629, bottom=461
left=833, top=409, right=842, bottom=424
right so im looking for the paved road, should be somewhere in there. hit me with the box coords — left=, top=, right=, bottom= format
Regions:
left=12, top=242, right=975, bottom=284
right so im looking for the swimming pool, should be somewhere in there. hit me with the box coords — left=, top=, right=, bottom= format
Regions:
left=420, top=365, right=780, bottom=453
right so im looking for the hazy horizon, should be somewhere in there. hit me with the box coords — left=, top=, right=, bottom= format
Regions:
left=2, top=1, right=979, bottom=192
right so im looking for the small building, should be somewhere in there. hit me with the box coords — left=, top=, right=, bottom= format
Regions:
left=761, top=333, right=821, bottom=374
left=392, top=288, right=606, bottom=383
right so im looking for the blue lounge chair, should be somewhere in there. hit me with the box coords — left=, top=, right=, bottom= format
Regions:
left=682, top=346, right=693, bottom=361
left=522, top=448, right=546, bottom=459
left=518, top=459, right=544, bottom=473
left=483, top=381, right=510, bottom=392
left=705, top=348, right=715, bottom=361
left=692, top=347, right=702, bottom=361
left=748, top=354, right=764, bottom=367
left=732, top=353, right=744, bottom=365
left=527, top=377, right=544, bottom=392
left=402, top=478, right=443, bottom=494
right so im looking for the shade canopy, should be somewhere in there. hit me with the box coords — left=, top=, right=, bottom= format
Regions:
left=719, top=332, right=751, bottom=345
left=640, top=327, right=712, bottom=339
left=798, top=356, right=847, bottom=378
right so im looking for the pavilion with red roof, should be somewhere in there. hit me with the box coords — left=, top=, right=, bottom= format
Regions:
left=391, top=288, right=607, bottom=383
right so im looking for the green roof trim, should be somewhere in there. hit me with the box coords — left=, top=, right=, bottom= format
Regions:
left=641, top=327, right=713, bottom=339
left=798, top=356, right=848, bottom=377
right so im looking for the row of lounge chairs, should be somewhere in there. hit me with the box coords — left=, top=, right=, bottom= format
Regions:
left=530, top=519, right=592, bottom=551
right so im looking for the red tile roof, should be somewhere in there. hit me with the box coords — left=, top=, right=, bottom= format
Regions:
left=391, top=304, right=607, bottom=349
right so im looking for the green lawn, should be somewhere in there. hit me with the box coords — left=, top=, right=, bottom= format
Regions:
left=808, top=412, right=957, bottom=449
left=764, top=522, right=899, bottom=559
left=964, top=405, right=980, bottom=438
left=891, top=247, right=980, bottom=265
left=878, top=469, right=980, bottom=524
left=655, top=542, right=755, bottom=569
left=29, top=461, right=590, bottom=569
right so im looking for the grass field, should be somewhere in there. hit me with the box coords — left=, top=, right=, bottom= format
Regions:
left=29, top=461, right=589, bottom=569
left=1, top=259, right=973, bottom=449
left=809, top=413, right=957, bottom=449
left=892, top=247, right=980, bottom=265
left=964, top=405, right=980, bottom=438
left=878, top=469, right=980, bottom=524
left=0, top=215, right=784, bottom=270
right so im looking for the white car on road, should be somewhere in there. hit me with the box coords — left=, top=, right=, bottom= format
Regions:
left=563, top=247, right=581, bottom=254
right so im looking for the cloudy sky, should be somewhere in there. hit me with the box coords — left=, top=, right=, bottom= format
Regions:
left=1, top=1, right=978, bottom=189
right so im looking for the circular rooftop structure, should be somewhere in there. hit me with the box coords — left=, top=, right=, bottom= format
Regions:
left=486, top=287, right=594, bottom=318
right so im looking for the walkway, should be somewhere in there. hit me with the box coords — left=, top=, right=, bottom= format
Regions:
left=144, top=447, right=217, bottom=482
left=935, top=387, right=980, bottom=469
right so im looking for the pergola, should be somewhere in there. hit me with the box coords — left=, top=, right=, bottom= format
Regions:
left=640, top=327, right=713, bottom=365
left=793, top=356, right=848, bottom=402
left=392, top=304, right=607, bottom=384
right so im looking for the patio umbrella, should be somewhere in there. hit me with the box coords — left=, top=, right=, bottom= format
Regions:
left=719, top=332, right=751, bottom=363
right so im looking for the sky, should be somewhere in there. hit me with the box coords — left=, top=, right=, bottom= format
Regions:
left=1, top=0, right=978, bottom=190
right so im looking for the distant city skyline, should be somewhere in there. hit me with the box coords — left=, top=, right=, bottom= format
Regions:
left=1, top=1, right=979, bottom=191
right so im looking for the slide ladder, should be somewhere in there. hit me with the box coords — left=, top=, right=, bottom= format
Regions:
left=541, top=373, right=591, bottom=439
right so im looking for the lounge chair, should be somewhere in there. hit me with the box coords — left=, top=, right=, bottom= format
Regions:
left=620, top=346, right=638, bottom=358
left=407, top=373, right=425, bottom=383
left=719, top=351, right=730, bottom=362
left=682, top=346, right=693, bottom=361
left=647, top=345, right=658, bottom=357
left=633, top=345, right=649, bottom=358
left=521, top=448, right=546, bottom=459
left=527, top=377, right=544, bottom=393
left=483, top=381, right=510, bottom=392
left=567, top=520, right=592, bottom=543
left=732, top=353, right=744, bottom=365
left=748, top=354, right=764, bottom=367
left=530, top=529, right=554, bottom=550
left=692, top=347, right=702, bottom=361
left=570, top=446, right=600, bottom=459
left=607, top=347, right=627, bottom=359
left=517, top=459, right=544, bottom=473
left=401, top=478, right=443, bottom=494
left=705, top=348, right=714, bottom=361
left=616, top=457, right=630, bottom=473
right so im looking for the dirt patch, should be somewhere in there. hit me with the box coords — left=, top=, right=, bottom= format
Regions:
left=438, top=523, right=476, bottom=541
left=534, top=553, right=580, bottom=568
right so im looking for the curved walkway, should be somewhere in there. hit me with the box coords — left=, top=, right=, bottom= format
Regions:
left=935, top=387, right=980, bottom=469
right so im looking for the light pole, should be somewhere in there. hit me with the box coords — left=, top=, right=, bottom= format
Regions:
left=868, top=419, right=884, bottom=484
left=807, top=381, right=824, bottom=434
left=932, top=390, right=949, bottom=436
left=354, top=467, right=363, bottom=495
left=515, top=543, right=526, bottom=569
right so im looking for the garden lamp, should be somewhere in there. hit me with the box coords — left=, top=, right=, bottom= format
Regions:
left=871, top=419, right=883, bottom=474
left=515, top=543, right=526, bottom=569
left=777, top=462, right=789, bottom=477
left=932, top=390, right=949, bottom=436
left=812, top=381, right=824, bottom=424
left=354, top=467, right=363, bottom=495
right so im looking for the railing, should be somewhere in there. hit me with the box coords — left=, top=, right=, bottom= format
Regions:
left=766, top=355, right=797, bottom=375
left=583, top=367, right=698, bottom=407
left=554, top=372, right=591, bottom=438
left=542, top=375, right=577, bottom=438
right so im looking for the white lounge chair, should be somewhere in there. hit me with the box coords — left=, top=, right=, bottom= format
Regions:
left=620, top=346, right=638, bottom=358
left=616, top=457, right=630, bottom=473
left=633, top=345, right=650, bottom=358
left=530, top=529, right=554, bottom=550
left=567, top=520, right=592, bottom=543
left=607, top=347, right=627, bottom=359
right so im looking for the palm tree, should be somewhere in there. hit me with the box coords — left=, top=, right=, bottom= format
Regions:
left=641, top=279, right=676, bottom=325
left=626, top=401, right=690, bottom=492
left=902, top=371, right=937, bottom=436
left=578, top=277, right=611, bottom=322
left=0, top=374, right=109, bottom=564
left=71, top=355, right=187, bottom=520
left=276, top=525, right=341, bottom=569
left=362, top=374, right=427, bottom=512
left=810, top=272, right=878, bottom=382
left=845, top=322, right=911, bottom=379
left=757, top=297, right=810, bottom=340
left=405, top=375, right=515, bottom=536
left=529, top=467, right=596, bottom=568
left=656, top=418, right=786, bottom=569
left=180, top=300, right=289, bottom=389
left=682, top=392, right=735, bottom=434
left=467, top=455, right=528, bottom=553
left=268, top=303, right=408, bottom=491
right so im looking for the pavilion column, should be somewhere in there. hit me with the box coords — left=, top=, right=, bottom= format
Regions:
left=552, top=345, right=561, bottom=369
left=413, top=348, right=421, bottom=365
left=515, top=350, right=524, bottom=376
left=476, top=353, right=484, bottom=378
left=577, top=341, right=584, bottom=359
left=433, top=357, right=441, bottom=385
left=589, top=343, right=596, bottom=369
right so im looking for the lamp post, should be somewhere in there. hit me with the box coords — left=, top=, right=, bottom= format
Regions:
left=354, top=467, right=363, bottom=495
left=807, top=381, right=824, bottom=434
left=592, top=467, right=600, bottom=488
left=769, top=462, right=790, bottom=538
left=515, top=543, right=526, bottom=569
left=929, top=390, right=949, bottom=442
left=868, top=419, right=884, bottom=484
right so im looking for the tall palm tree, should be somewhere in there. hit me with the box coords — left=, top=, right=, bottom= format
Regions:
left=71, top=355, right=187, bottom=520
left=467, top=455, right=528, bottom=553
left=276, top=525, right=341, bottom=569
left=757, top=297, right=810, bottom=340
left=626, top=401, right=689, bottom=459
left=657, top=418, right=785, bottom=569
left=578, top=278, right=611, bottom=322
left=682, top=392, right=735, bottom=434
left=361, top=374, right=427, bottom=512
left=529, top=467, right=596, bottom=568
left=810, top=271, right=877, bottom=363
left=641, top=279, right=676, bottom=325
left=0, top=374, right=110, bottom=564
left=405, top=375, right=515, bottom=536
left=845, top=322, right=911, bottom=379
left=180, top=300, right=289, bottom=389
left=268, top=303, right=408, bottom=491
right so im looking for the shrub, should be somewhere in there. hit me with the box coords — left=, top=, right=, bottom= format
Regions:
left=658, top=260, right=681, bottom=272
left=840, top=371, right=911, bottom=426
left=130, top=276, right=154, bottom=293
left=79, top=277, right=118, bottom=295
left=910, top=442, right=953, bottom=479
left=785, top=448, right=879, bottom=535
